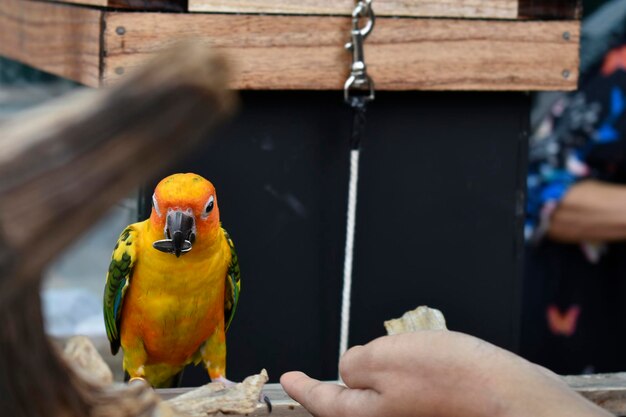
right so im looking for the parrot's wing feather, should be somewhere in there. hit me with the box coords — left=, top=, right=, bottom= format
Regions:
left=223, top=228, right=240, bottom=332
left=103, top=225, right=138, bottom=355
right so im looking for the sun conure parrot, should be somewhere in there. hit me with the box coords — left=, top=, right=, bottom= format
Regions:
left=103, top=173, right=240, bottom=388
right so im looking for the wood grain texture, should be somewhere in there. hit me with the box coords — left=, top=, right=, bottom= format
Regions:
left=165, top=371, right=269, bottom=416
left=160, top=384, right=311, bottom=417
left=564, top=373, right=626, bottom=416
left=188, top=0, right=518, bottom=19
left=49, top=0, right=187, bottom=12
left=0, top=0, right=102, bottom=86
left=103, top=13, right=580, bottom=91
left=50, top=0, right=109, bottom=6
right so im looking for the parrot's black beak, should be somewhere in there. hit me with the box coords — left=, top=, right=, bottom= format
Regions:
left=153, top=209, right=196, bottom=257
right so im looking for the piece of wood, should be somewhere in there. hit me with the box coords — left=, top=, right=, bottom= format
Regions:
left=166, top=371, right=269, bottom=416
left=49, top=0, right=187, bottom=12
left=61, top=335, right=273, bottom=417
left=0, top=0, right=102, bottom=86
left=384, top=305, right=448, bottom=334
left=0, top=44, right=234, bottom=417
left=187, top=0, right=518, bottom=19
left=103, top=13, right=579, bottom=91
left=45, top=0, right=584, bottom=20
left=564, top=373, right=626, bottom=416
left=63, top=336, right=114, bottom=386
left=0, top=0, right=580, bottom=90
left=160, top=384, right=311, bottom=417
left=51, top=0, right=109, bottom=6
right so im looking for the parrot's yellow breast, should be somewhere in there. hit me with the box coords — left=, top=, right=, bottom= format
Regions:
left=120, top=220, right=231, bottom=366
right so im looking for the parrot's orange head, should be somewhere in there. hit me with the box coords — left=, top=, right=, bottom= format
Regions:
left=149, top=173, right=220, bottom=257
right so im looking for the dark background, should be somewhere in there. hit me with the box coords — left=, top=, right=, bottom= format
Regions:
left=141, top=91, right=530, bottom=384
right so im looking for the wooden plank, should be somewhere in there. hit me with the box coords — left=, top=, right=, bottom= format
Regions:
left=0, top=0, right=102, bottom=87
left=103, top=13, right=580, bottom=91
left=51, top=0, right=108, bottom=6
left=187, top=0, right=519, bottom=19
left=48, top=0, right=187, bottom=12
left=564, top=373, right=626, bottom=416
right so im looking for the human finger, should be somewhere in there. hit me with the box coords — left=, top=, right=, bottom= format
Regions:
left=339, top=345, right=381, bottom=390
left=280, top=371, right=379, bottom=417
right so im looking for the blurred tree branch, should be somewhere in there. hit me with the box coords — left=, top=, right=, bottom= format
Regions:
left=0, top=42, right=236, bottom=417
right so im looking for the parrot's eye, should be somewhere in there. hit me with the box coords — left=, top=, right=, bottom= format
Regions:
left=203, top=195, right=215, bottom=217
left=152, top=193, right=162, bottom=217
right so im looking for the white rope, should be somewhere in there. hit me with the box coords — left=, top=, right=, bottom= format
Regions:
left=339, top=149, right=360, bottom=367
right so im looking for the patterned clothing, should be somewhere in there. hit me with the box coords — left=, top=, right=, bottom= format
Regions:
left=522, top=43, right=626, bottom=374
left=526, top=53, right=626, bottom=249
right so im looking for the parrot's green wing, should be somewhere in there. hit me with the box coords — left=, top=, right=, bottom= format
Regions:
left=103, top=225, right=138, bottom=355
left=222, top=228, right=240, bottom=332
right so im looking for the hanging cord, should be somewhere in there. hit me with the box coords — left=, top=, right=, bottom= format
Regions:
left=339, top=0, right=375, bottom=370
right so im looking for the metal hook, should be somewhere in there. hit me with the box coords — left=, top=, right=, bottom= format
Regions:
left=352, top=0, right=375, bottom=38
left=344, top=0, right=375, bottom=105
left=346, top=0, right=375, bottom=50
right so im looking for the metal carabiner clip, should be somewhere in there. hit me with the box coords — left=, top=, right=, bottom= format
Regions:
left=349, top=0, right=375, bottom=41
left=344, top=0, right=375, bottom=105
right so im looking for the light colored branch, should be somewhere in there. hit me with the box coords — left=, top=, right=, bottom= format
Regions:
left=166, top=371, right=269, bottom=416
left=62, top=336, right=270, bottom=417
left=64, top=336, right=114, bottom=386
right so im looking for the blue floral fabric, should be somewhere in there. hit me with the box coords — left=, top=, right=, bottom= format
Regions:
left=526, top=48, right=626, bottom=246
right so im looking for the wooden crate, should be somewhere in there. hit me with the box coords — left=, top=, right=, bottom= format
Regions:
left=0, top=0, right=580, bottom=90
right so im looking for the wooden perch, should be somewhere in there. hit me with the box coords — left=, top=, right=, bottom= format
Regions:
left=60, top=336, right=270, bottom=417
left=64, top=336, right=114, bottom=386
left=0, top=43, right=235, bottom=417
left=166, top=371, right=269, bottom=416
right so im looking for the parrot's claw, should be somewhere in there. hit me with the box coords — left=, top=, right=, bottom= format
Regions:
left=262, top=394, right=272, bottom=413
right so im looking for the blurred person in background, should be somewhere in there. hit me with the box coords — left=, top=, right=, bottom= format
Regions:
left=523, top=0, right=626, bottom=373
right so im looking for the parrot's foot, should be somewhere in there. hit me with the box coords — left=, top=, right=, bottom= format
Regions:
left=212, top=377, right=272, bottom=413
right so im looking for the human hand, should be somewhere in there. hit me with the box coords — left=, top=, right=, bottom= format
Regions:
left=281, top=331, right=610, bottom=417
